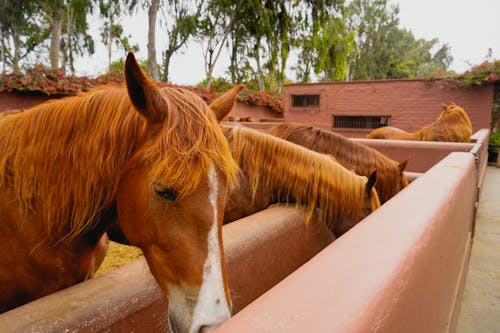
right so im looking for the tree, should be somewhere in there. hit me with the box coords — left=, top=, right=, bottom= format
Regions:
left=346, top=0, right=401, bottom=80
left=0, top=0, right=45, bottom=74
left=161, top=0, right=200, bottom=82
left=197, top=0, right=235, bottom=89
left=39, top=0, right=95, bottom=73
left=98, top=0, right=138, bottom=69
left=146, top=0, right=160, bottom=80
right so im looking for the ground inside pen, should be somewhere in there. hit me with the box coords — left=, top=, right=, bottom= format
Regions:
left=95, top=241, right=144, bottom=276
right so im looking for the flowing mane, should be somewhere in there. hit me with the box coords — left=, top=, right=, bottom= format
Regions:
left=266, top=123, right=408, bottom=203
left=368, top=103, right=472, bottom=142
left=0, top=85, right=237, bottom=238
left=223, top=125, right=380, bottom=230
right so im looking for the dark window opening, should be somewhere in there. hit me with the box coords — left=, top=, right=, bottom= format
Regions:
left=292, top=94, right=320, bottom=107
left=333, top=115, right=391, bottom=129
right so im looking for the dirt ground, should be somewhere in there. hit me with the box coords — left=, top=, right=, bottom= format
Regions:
left=95, top=241, right=143, bottom=276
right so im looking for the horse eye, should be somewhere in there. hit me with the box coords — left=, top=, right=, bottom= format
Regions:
left=155, top=187, right=178, bottom=201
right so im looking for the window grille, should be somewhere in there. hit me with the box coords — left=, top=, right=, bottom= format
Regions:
left=291, top=94, right=320, bottom=107
left=333, top=115, right=391, bottom=129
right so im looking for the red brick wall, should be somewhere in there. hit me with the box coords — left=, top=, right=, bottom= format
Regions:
left=284, top=79, right=494, bottom=138
left=0, top=91, right=61, bottom=113
left=232, top=101, right=283, bottom=122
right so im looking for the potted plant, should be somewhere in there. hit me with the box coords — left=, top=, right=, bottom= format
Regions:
left=488, top=131, right=500, bottom=164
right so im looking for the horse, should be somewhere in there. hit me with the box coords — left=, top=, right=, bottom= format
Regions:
left=366, top=126, right=408, bottom=139
left=0, top=52, right=242, bottom=333
left=367, top=102, right=473, bottom=142
left=221, top=125, right=381, bottom=237
left=266, top=122, right=409, bottom=204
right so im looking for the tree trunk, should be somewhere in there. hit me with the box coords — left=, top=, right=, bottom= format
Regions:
left=1, top=38, right=6, bottom=74
left=12, top=27, right=21, bottom=74
left=147, top=0, right=160, bottom=80
left=107, top=20, right=112, bottom=69
left=254, top=38, right=265, bottom=91
left=162, top=50, right=172, bottom=82
left=49, top=16, right=62, bottom=69
left=205, top=48, right=214, bottom=89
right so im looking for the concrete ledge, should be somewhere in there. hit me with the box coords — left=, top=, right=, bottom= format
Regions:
left=0, top=206, right=334, bottom=332
left=353, top=138, right=474, bottom=173
left=216, top=152, right=476, bottom=333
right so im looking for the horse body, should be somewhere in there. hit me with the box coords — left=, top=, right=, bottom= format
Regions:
left=367, top=103, right=472, bottom=142
left=0, top=185, right=108, bottom=311
left=0, top=52, right=241, bottom=333
left=266, top=123, right=409, bottom=204
left=366, top=126, right=409, bottom=139
left=222, top=125, right=381, bottom=237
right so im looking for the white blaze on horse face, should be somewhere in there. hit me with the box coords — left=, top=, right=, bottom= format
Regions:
left=189, top=165, right=231, bottom=333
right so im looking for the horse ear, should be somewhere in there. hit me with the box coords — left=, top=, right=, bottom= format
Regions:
left=441, top=102, right=448, bottom=110
left=366, top=170, right=377, bottom=194
left=398, top=160, right=408, bottom=172
left=124, top=52, right=164, bottom=123
left=209, top=84, right=244, bottom=122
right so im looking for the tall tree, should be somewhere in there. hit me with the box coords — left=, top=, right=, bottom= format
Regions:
left=60, top=0, right=96, bottom=74
left=98, top=0, right=138, bottom=69
left=146, top=0, right=160, bottom=80
left=161, top=0, right=200, bottom=82
left=198, top=0, right=235, bottom=89
left=0, top=0, right=45, bottom=74
left=40, top=0, right=95, bottom=72
left=346, top=0, right=401, bottom=80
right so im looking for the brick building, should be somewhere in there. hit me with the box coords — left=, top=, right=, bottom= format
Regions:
left=283, top=79, right=494, bottom=138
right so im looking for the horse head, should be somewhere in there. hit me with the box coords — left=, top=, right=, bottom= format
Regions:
left=334, top=170, right=381, bottom=236
left=116, top=52, right=241, bottom=333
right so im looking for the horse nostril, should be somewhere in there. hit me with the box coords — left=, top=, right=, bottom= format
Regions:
left=198, top=325, right=216, bottom=333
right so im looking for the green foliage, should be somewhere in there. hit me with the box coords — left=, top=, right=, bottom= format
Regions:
left=426, top=59, right=500, bottom=87
left=489, top=131, right=500, bottom=147
left=461, top=60, right=500, bottom=86
left=345, top=0, right=452, bottom=81
left=196, top=77, right=233, bottom=94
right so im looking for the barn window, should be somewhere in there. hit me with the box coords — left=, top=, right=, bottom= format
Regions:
left=333, top=115, right=391, bottom=129
left=291, top=94, right=320, bottom=107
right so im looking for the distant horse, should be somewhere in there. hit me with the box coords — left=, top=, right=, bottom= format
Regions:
left=366, top=126, right=408, bottom=139
left=222, top=126, right=381, bottom=237
left=266, top=123, right=409, bottom=204
left=0, top=52, right=241, bottom=333
left=367, top=103, right=473, bottom=142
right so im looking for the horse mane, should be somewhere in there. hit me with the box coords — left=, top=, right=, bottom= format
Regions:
left=267, top=123, right=408, bottom=203
left=223, top=125, right=380, bottom=229
left=417, top=103, right=472, bottom=142
left=387, top=103, right=472, bottom=142
left=0, top=85, right=237, bottom=238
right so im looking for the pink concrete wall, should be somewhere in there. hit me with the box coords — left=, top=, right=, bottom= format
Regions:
left=0, top=206, right=333, bottom=332
left=0, top=91, right=60, bottom=113
left=284, top=79, right=494, bottom=137
left=216, top=152, right=476, bottom=333
left=230, top=101, right=283, bottom=121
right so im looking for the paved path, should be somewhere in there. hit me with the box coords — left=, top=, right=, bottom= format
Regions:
left=456, top=166, right=500, bottom=332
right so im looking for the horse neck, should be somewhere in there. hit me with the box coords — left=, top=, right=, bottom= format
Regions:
left=287, top=128, right=401, bottom=203
left=225, top=126, right=368, bottom=228
left=0, top=89, right=148, bottom=237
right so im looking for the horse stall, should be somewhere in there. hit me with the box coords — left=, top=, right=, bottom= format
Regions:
left=0, top=129, right=490, bottom=333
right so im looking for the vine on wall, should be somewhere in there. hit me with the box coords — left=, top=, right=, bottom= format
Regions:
left=0, top=67, right=284, bottom=113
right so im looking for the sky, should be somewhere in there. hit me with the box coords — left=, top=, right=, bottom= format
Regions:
left=75, top=0, right=500, bottom=85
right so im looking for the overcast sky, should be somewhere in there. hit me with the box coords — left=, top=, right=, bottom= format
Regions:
left=75, top=0, right=500, bottom=85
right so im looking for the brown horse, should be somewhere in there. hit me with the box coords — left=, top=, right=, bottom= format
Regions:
left=266, top=123, right=409, bottom=204
left=366, top=126, right=408, bottom=139
left=222, top=125, right=381, bottom=237
left=367, top=102, right=472, bottom=142
left=0, top=52, right=241, bottom=333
